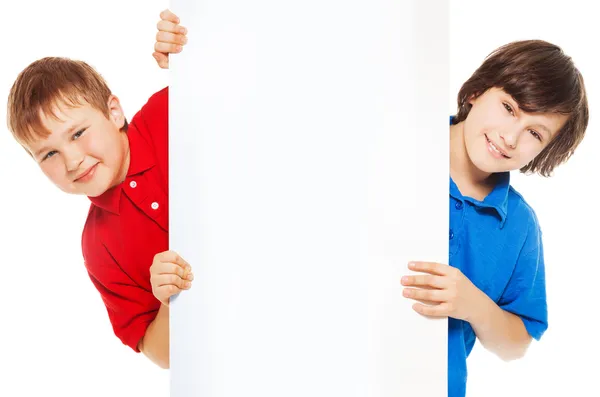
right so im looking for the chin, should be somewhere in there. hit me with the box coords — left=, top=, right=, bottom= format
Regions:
left=88, top=180, right=114, bottom=197
left=76, top=178, right=113, bottom=197
left=470, top=156, right=510, bottom=174
left=85, top=187, right=108, bottom=197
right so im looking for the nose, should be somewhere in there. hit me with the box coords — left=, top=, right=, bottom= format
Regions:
left=64, top=146, right=84, bottom=172
left=500, top=124, right=520, bottom=149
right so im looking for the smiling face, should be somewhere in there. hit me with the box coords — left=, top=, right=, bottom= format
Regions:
left=462, top=87, right=568, bottom=174
left=24, top=96, right=130, bottom=197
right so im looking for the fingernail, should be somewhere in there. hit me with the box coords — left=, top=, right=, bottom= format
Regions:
left=180, top=27, right=187, bottom=34
left=188, top=273, right=194, bottom=281
left=401, top=276, right=408, bottom=283
left=176, top=45, right=183, bottom=52
left=185, top=281, right=191, bottom=288
left=403, top=289, right=411, bottom=297
left=182, top=36, right=188, bottom=44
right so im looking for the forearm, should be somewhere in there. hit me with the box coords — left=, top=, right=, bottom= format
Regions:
left=138, top=303, right=170, bottom=369
left=468, top=292, right=532, bottom=361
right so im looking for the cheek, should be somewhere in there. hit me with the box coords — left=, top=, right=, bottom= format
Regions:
left=464, top=126, right=485, bottom=149
left=82, top=130, right=124, bottom=163
left=517, top=144, right=544, bottom=164
left=463, top=114, right=488, bottom=138
left=80, top=134, right=111, bottom=161
left=41, top=160, right=66, bottom=184
left=469, top=103, right=504, bottom=129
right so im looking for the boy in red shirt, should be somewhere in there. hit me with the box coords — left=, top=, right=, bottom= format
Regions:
left=6, top=9, right=189, bottom=369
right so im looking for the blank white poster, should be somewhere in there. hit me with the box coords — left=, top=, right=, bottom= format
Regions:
left=169, top=1, right=449, bottom=396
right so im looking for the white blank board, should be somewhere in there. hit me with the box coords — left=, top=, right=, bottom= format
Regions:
left=169, top=1, right=449, bottom=396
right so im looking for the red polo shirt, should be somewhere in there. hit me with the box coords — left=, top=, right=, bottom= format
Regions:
left=82, top=87, right=169, bottom=352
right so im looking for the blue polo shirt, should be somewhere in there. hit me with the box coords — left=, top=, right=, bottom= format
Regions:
left=448, top=122, right=548, bottom=396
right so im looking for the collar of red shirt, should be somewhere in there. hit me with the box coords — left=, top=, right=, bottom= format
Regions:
left=88, top=127, right=155, bottom=215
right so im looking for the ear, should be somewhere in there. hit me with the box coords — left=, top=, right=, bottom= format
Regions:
left=106, top=95, right=126, bottom=130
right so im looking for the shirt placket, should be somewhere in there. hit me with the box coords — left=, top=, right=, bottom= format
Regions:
left=123, top=173, right=169, bottom=232
left=449, top=196, right=464, bottom=259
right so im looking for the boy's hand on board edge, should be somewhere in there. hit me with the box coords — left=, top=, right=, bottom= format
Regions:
left=150, top=250, right=193, bottom=306
left=401, top=261, right=485, bottom=322
left=153, top=9, right=188, bottom=69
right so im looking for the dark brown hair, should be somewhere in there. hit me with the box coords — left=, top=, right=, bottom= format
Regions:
left=6, top=56, right=128, bottom=149
left=453, top=40, right=588, bottom=177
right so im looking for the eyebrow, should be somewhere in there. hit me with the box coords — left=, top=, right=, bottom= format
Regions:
left=33, top=122, right=83, bottom=158
left=34, top=144, right=51, bottom=158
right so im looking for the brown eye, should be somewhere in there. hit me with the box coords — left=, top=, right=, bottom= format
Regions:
left=503, top=102, right=514, bottom=115
left=529, top=130, right=542, bottom=141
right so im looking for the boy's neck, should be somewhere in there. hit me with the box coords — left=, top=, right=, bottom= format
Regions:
left=449, top=122, right=497, bottom=200
left=112, top=133, right=131, bottom=189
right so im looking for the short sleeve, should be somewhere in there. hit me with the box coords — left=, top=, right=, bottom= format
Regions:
left=84, top=248, right=160, bottom=352
left=497, top=222, right=548, bottom=340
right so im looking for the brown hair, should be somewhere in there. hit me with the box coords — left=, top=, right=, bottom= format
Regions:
left=6, top=56, right=128, bottom=149
left=453, top=40, right=588, bottom=177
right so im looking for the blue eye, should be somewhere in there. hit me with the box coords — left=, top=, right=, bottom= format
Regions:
left=43, top=151, right=57, bottom=161
left=73, top=129, right=86, bottom=139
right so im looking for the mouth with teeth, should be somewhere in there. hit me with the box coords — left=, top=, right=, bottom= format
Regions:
left=485, top=134, right=510, bottom=159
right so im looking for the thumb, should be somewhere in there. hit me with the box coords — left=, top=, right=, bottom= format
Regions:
left=153, top=52, right=170, bottom=69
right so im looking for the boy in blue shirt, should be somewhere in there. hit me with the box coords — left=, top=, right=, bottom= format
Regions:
left=401, top=40, right=589, bottom=396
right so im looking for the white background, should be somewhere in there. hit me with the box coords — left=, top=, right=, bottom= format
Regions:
left=0, top=1, right=597, bottom=396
